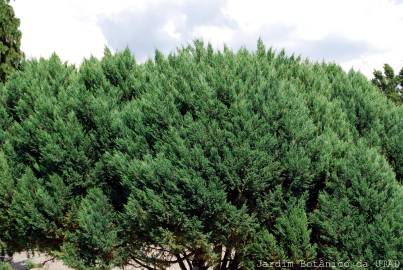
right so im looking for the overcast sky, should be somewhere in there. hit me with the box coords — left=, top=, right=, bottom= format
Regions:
left=12, top=0, right=403, bottom=76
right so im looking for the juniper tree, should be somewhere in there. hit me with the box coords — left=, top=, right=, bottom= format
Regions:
left=0, top=41, right=402, bottom=269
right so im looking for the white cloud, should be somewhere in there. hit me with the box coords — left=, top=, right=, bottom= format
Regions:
left=11, top=0, right=403, bottom=76
left=11, top=0, right=154, bottom=64
left=225, top=0, right=403, bottom=75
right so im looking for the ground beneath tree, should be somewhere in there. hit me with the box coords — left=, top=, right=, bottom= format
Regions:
left=10, top=252, right=181, bottom=270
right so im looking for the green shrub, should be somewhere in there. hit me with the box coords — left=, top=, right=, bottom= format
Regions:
left=0, top=40, right=402, bottom=269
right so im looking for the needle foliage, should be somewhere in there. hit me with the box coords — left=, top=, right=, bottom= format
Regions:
left=0, top=41, right=402, bottom=269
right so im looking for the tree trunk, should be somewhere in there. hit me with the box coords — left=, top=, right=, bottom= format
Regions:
left=220, top=248, right=230, bottom=270
left=228, top=252, right=239, bottom=270
left=192, top=258, right=208, bottom=270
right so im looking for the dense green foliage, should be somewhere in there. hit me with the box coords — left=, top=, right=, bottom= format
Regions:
left=0, top=41, right=402, bottom=269
left=372, top=64, right=403, bottom=105
left=0, top=0, right=23, bottom=82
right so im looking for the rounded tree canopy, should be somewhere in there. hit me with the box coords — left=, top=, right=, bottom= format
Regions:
left=0, top=41, right=402, bottom=269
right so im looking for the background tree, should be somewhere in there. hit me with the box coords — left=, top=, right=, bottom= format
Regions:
left=372, top=64, right=403, bottom=104
left=0, top=0, right=23, bottom=83
left=0, top=41, right=402, bottom=269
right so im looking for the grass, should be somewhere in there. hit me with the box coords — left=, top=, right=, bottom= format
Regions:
left=0, top=261, right=13, bottom=270
left=25, top=260, right=42, bottom=269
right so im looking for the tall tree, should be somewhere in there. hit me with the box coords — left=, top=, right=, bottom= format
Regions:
left=0, top=0, right=23, bottom=82
left=372, top=64, right=403, bottom=104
